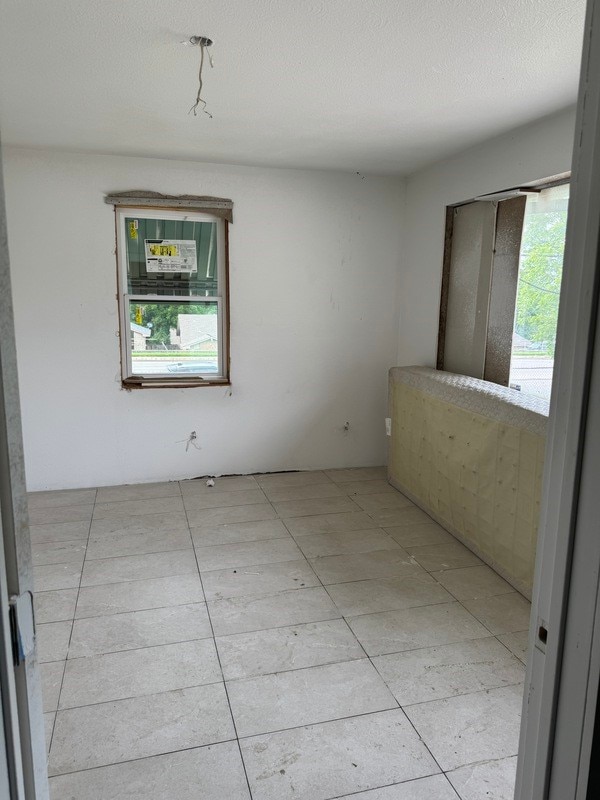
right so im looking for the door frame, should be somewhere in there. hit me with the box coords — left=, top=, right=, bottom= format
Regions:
left=0, top=137, right=49, bottom=799
left=516, top=0, right=600, bottom=797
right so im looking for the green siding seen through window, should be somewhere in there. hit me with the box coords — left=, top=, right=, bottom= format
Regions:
left=125, top=217, right=218, bottom=296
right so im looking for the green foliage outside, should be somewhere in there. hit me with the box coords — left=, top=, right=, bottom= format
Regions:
left=514, top=203, right=568, bottom=357
left=129, top=303, right=216, bottom=345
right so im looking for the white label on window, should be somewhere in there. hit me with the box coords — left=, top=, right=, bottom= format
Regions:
left=144, top=239, right=198, bottom=273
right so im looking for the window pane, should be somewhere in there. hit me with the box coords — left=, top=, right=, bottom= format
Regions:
left=509, top=184, right=569, bottom=400
left=129, top=300, right=219, bottom=376
left=124, top=217, right=218, bottom=297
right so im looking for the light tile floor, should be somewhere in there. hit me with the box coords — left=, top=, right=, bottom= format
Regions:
left=30, top=468, right=530, bottom=800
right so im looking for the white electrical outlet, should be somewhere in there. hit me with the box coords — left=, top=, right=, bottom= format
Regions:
left=385, top=417, right=392, bottom=436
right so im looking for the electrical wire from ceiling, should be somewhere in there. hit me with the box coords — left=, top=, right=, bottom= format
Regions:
left=188, top=36, right=214, bottom=118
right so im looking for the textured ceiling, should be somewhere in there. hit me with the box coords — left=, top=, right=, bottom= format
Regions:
left=0, top=0, right=586, bottom=175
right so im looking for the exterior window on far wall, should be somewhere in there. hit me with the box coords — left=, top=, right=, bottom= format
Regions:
left=509, top=183, right=569, bottom=400
left=437, top=178, right=569, bottom=402
left=114, top=207, right=230, bottom=388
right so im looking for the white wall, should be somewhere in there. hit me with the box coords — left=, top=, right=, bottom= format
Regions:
left=3, top=149, right=404, bottom=490
left=399, top=106, right=577, bottom=366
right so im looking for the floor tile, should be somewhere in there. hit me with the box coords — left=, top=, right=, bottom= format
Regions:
left=29, top=520, right=91, bottom=544
left=30, top=478, right=530, bottom=800
left=28, top=488, right=96, bottom=509
left=93, top=496, right=184, bottom=519
left=34, top=588, right=78, bottom=623
left=34, top=562, right=82, bottom=592
left=209, top=586, right=340, bottom=636
left=347, top=602, right=490, bottom=657
left=201, top=559, right=319, bottom=601
left=385, top=522, right=456, bottom=548
left=405, top=685, right=523, bottom=771
left=69, top=603, right=211, bottom=657
left=338, top=479, right=397, bottom=496
left=273, top=496, right=359, bottom=518
left=81, top=549, right=196, bottom=586
left=309, top=548, right=419, bottom=584
left=191, top=519, right=290, bottom=547
left=295, top=529, right=398, bottom=559
left=240, top=708, right=439, bottom=800
left=31, top=540, right=86, bottom=567
left=41, top=661, right=65, bottom=712
left=326, top=574, right=453, bottom=617
left=194, top=538, right=303, bottom=571
left=353, top=492, right=414, bottom=513
left=263, top=483, right=345, bottom=502
left=48, top=741, right=251, bottom=800
left=95, top=481, right=180, bottom=503
left=497, top=630, right=530, bottom=663
left=335, top=774, right=460, bottom=799
left=255, top=470, right=332, bottom=489
left=432, top=565, right=515, bottom=601
left=183, top=488, right=267, bottom=511
left=181, top=475, right=259, bottom=494
left=29, top=505, right=93, bottom=525
left=217, top=619, right=364, bottom=680
left=186, top=503, right=277, bottom=527
left=89, top=511, right=189, bottom=537
left=86, top=528, right=193, bottom=560
left=407, top=541, right=483, bottom=572
left=228, top=658, right=397, bottom=737
left=447, top=755, right=518, bottom=800
left=462, top=592, right=531, bottom=634
left=372, top=637, right=525, bottom=706
left=38, top=621, right=72, bottom=662
left=49, top=683, right=234, bottom=775
left=325, top=467, right=388, bottom=483
left=60, top=639, right=221, bottom=708
left=284, top=511, right=378, bottom=536
left=75, top=574, right=204, bottom=618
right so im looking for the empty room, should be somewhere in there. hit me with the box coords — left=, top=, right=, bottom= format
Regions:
left=2, top=1, right=600, bottom=800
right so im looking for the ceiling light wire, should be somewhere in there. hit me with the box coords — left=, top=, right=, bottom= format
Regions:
left=188, top=38, right=214, bottom=118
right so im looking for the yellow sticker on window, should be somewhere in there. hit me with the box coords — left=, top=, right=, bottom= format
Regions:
left=129, top=221, right=138, bottom=240
left=148, top=243, right=179, bottom=257
left=135, top=306, right=143, bottom=324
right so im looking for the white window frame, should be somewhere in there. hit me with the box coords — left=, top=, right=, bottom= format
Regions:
left=115, top=207, right=229, bottom=387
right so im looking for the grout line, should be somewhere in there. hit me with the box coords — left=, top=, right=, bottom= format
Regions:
left=179, top=481, right=256, bottom=800
left=64, top=633, right=215, bottom=661
left=47, top=487, right=97, bottom=756
left=399, top=680, right=526, bottom=710
left=84, top=545, right=196, bottom=561
left=222, top=652, right=370, bottom=684
left=210, top=611, right=343, bottom=639
left=55, top=678, right=226, bottom=713
left=234, top=705, right=417, bottom=742
left=77, top=547, right=192, bottom=565
left=73, top=598, right=208, bottom=622
left=46, top=738, right=238, bottom=781
left=323, top=771, right=449, bottom=800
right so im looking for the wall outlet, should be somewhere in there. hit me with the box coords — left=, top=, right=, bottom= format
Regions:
left=385, top=417, right=392, bottom=436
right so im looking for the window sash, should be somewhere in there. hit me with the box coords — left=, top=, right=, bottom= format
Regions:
left=123, top=295, right=224, bottom=379
left=116, top=208, right=228, bottom=384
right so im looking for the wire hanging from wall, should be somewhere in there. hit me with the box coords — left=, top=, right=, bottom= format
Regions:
left=187, top=36, right=214, bottom=118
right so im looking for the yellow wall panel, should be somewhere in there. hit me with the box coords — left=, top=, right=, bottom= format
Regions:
left=388, top=367, right=548, bottom=598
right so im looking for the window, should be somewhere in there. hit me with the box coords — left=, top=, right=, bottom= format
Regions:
left=437, top=178, right=569, bottom=401
left=114, top=206, right=229, bottom=387
left=509, top=184, right=569, bottom=400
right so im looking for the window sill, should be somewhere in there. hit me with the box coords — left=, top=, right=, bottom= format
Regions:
left=122, top=376, right=231, bottom=390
